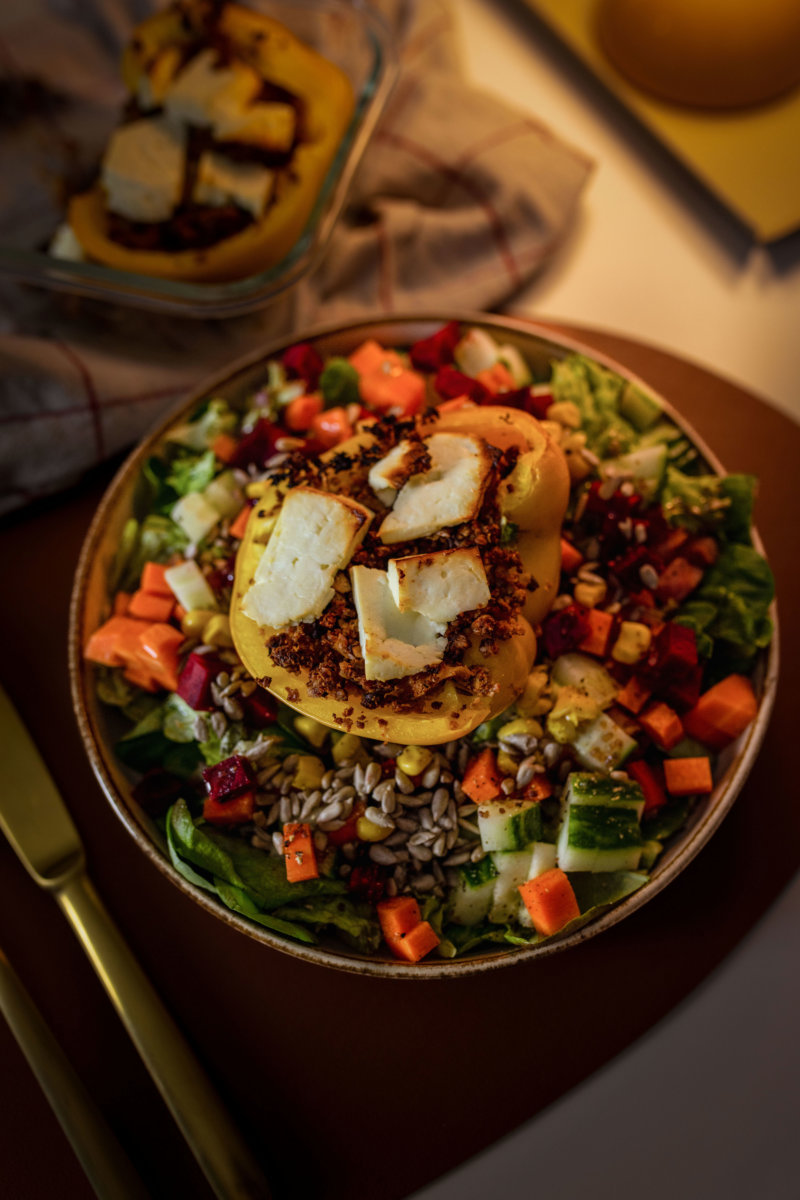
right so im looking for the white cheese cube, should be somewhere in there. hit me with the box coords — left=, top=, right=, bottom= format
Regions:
left=164, top=49, right=261, bottom=128
left=387, top=547, right=490, bottom=625
left=368, top=439, right=418, bottom=506
left=350, top=566, right=446, bottom=681
left=171, top=491, right=221, bottom=544
left=193, top=152, right=275, bottom=219
left=379, top=433, right=492, bottom=544
left=213, top=102, right=296, bottom=152
left=49, top=223, right=85, bottom=262
left=101, top=117, right=185, bottom=222
left=242, top=486, right=372, bottom=630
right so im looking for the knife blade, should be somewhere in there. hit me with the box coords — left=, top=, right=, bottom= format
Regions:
left=0, top=684, right=272, bottom=1200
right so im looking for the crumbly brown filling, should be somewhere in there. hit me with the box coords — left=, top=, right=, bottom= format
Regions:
left=263, top=418, right=533, bottom=713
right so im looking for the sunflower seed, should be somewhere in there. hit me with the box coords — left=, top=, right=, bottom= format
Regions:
left=368, top=844, right=398, bottom=865
left=385, top=877, right=398, bottom=897
left=257, top=761, right=282, bottom=785
left=639, top=563, right=660, bottom=589
left=364, top=761, right=383, bottom=792
left=394, top=768, right=415, bottom=794
left=409, top=829, right=436, bottom=847
left=409, top=842, right=433, bottom=862
left=364, top=806, right=394, bottom=829
left=353, top=763, right=366, bottom=794
left=431, top=787, right=450, bottom=822
left=223, top=696, right=245, bottom=721
left=500, top=778, right=516, bottom=795
left=470, top=845, right=485, bottom=863
left=516, top=757, right=538, bottom=788
left=317, top=799, right=343, bottom=824
left=318, top=817, right=345, bottom=831
left=395, top=816, right=419, bottom=833
left=272, top=831, right=285, bottom=855
left=300, top=792, right=320, bottom=821
left=279, top=796, right=292, bottom=824
left=421, top=760, right=441, bottom=789
left=444, top=849, right=472, bottom=866
left=379, top=787, right=397, bottom=815
left=419, top=807, right=433, bottom=831
left=413, top=873, right=436, bottom=892
left=432, top=833, right=448, bottom=858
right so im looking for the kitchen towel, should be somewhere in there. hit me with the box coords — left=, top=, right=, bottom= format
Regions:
left=0, top=0, right=593, bottom=514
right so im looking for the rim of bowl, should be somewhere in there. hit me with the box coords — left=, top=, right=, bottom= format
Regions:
left=69, top=312, right=780, bottom=979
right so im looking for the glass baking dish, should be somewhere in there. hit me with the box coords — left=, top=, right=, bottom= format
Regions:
left=0, top=0, right=397, bottom=318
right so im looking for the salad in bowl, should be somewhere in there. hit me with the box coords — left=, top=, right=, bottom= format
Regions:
left=72, top=316, right=776, bottom=975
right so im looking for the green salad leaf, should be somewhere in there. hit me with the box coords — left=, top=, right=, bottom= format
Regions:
left=319, top=357, right=360, bottom=408
left=166, top=449, right=217, bottom=498
left=661, top=467, right=758, bottom=542
left=675, top=541, right=774, bottom=675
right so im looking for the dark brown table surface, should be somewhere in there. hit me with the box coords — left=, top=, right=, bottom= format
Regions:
left=1, top=323, right=798, bottom=1200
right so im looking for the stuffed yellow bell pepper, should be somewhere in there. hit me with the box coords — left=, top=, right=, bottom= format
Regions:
left=67, top=1, right=355, bottom=282
left=230, top=404, right=569, bottom=745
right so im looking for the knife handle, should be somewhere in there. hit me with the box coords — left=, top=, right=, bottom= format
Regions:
left=56, top=870, right=272, bottom=1200
left=0, top=947, right=150, bottom=1200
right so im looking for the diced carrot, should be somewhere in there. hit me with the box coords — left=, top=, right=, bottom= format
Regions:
left=229, top=503, right=253, bottom=541
left=283, top=822, right=319, bottom=882
left=203, top=789, right=256, bottom=826
left=655, top=557, right=704, bottom=604
left=348, top=338, right=403, bottom=376
left=435, top=395, right=477, bottom=413
left=560, top=537, right=584, bottom=575
left=684, top=536, right=719, bottom=567
left=310, top=405, right=352, bottom=449
left=385, top=920, right=440, bottom=963
left=625, top=759, right=667, bottom=815
left=638, top=701, right=684, bottom=751
left=476, top=362, right=516, bottom=394
left=377, top=896, right=421, bottom=941
left=137, top=622, right=184, bottom=691
left=128, top=588, right=174, bottom=623
left=211, top=432, right=238, bottom=463
left=577, top=608, right=615, bottom=658
left=284, top=393, right=323, bottom=432
left=359, top=367, right=426, bottom=416
left=84, top=615, right=153, bottom=668
left=139, top=561, right=173, bottom=596
left=461, top=747, right=504, bottom=804
left=663, top=757, right=714, bottom=797
left=519, top=868, right=580, bottom=937
left=615, top=674, right=653, bottom=715
left=113, top=591, right=131, bottom=615
left=122, top=663, right=160, bottom=692
left=682, top=674, right=758, bottom=751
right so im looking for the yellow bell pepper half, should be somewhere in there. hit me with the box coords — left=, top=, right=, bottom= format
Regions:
left=69, top=2, right=355, bottom=283
left=230, top=404, right=569, bottom=745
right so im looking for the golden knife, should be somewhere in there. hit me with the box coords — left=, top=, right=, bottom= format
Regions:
left=0, top=684, right=272, bottom=1200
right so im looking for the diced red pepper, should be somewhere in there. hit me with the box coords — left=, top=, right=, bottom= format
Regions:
left=523, top=386, right=553, bottom=420
left=626, top=759, right=667, bottom=816
left=326, top=801, right=365, bottom=846
left=540, top=603, right=591, bottom=659
left=434, top=365, right=491, bottom=404
left=228, top=418, right=283, bottom=469
left=243, top=687, right=279, bottom=728
left=202, top=754, right=256, bottom=802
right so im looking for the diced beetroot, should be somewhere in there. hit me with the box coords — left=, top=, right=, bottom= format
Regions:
left=132, top=769, right=187, bottom=817
left=281, top=341, right=324, bottom=390
left=481, top=385, right=529, bottom=410
left=540, top=603, right=590, bottom=659
left=206, top=554, right=237, bottom=597
left=228, top=418, right=284, bottom=469
left=684, top=536, right=719, bottom=567
left=409, top=321, right=461, bottom=370
left=625, top=759, right=667, bottom=816
left=524, top=387, right=554, bottom=420
left=609, top=544, right=663, bottom=588
left=641, top=622, right=698, bottom=684
left=348, top=863, right=387, bottom=904
left=434, top=365, right=491, bottom=404
left=177, top=651, right=226, bottom=711
left=663, top=663, right=704, bottom=711
left=202, top=754, right=256, bottom=801
left=652, top=527, right=690, bottom=562
left=244, top=687, right=278, bottom=728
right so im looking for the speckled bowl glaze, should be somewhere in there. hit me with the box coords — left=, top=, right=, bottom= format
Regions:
left=69, top=314, right=779, bottom=978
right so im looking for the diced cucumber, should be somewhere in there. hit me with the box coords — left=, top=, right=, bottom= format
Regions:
left=572, top=712, right=637, bottom=772
left=449, top=855, right=498, bottom=926
left=618, top=381, right=662, bottom=432
left=171, top=492, right=220, bottom=543
left=666, top=736, right=709, bottom=758
left=454, top=327, right=499, bottom=376
left=557, top=771, right=644, bottom=873
left=496, top=342, right=532, bottom=386
left=640, top=839, right=663, bottom=869
left=551, top=654, right=618, bottom=709
left=203, top=470, right=244, bottom=520
left=518, top=842, right=558, bottom=927
left=163, top=559, right=218, bottom=612
left=602, top=444, right=667, bottom=501
left=478, top=797, right=543, bottom=852
left=489, top=850, right=534, bottom=923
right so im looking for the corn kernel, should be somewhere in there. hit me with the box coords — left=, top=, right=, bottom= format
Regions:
left=545, top=400, right=582, bottom=429
left=332, top=732, right=368, bottom=765
left=573, top=579, right=607, bottom=608
left=395, top=745, right=433, bottom=776
left=356, top=815, right=391, bottom=842
left=496, top=748, right=519, bottom=776
left=611, top=621, right=652, bottom=664
left=497, top=717, right=543, bottom=741
left=180, top=608, right=217, bottom=638
left=292, top=755, right=326, bottom=790
left=294, top=715, right=329, bottom=749
left=203, top=613, right=234, bottom=647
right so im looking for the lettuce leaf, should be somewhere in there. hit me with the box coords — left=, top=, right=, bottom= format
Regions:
left=661, top=468, right=757, bottom=542
left=675, top=542, right=774, bottom=675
